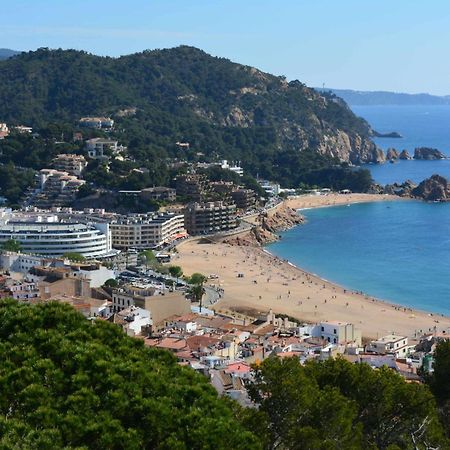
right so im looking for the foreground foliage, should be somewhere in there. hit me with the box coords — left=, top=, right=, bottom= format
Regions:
left=0, top=300, right=259, bottom=449
left=247, top=357, right=447, bottom=450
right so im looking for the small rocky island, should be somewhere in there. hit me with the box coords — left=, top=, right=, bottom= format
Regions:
left=380, top=146, right=446, bottom=162
left=413, top=147, right=447, bottom=160
left=371, top=130, right=403, bottom=138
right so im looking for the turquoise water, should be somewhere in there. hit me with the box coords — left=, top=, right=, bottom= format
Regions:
left=267, top=201, right=450, bottom=315
left=353, top=105, right=450, bottom=184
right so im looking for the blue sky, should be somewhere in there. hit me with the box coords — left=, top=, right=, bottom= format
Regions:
left=2, top=0, right=450, bottom=95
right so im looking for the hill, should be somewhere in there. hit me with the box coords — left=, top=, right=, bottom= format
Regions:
left=0, top=48, right=21, bottom=60
left=317, top=87, right=450, bottom=106
left=0, top=47, right=381, bottom=168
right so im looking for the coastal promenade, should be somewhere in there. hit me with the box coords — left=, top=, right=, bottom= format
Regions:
left=173, top=193, right=449, bottom=340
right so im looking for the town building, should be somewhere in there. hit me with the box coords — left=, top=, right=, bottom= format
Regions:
left=0, top=252, right=63, bottom=274
left=109, top=212, right=186, bottom=250
left=367, top=334, right=409, bottom=357
left=210, top=181, right=235, bottom=195
left=316, top=321, right=362, bottom=346
left=14, top=125, right=33, bottom=134
left=0, top=123, right=9, bottom=139
left=29, top=169, right=85, bottom=207
left=112, top=287, right=190, bottom=327
left=52, top=154, right=88, bottom=177
left=231, top=188, right=257, bottom=209
left=79, top=117, right=114, bottom=129
left=258, top=180, right=280, bottom=197
left=111, top=306, right=152, bottom=336
left=175, top=174, right=208, bottom=202
left=140, top=187, right=176, bottom=202
left=220, top=160, right=244, bottom=176
left=85, top=138, right=121, bottom=159
left=184, top=201, right=237, bottom=235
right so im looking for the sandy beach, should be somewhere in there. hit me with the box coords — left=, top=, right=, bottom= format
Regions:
left=175, top=194, right=450, bottom=340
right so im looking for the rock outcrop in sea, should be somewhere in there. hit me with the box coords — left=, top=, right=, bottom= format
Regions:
left=371, top=130, right=402, bottom=138
left=386, top=148, right=399, bottom=160
left=413, top=147, right=447, bottom=160
left=383, top=174, right=450, bottom=201
left=411, top=174, right=450, bottom=201
left=384, top=180, right=417, bottom=197
left=399, top=149, right=412, bottom=160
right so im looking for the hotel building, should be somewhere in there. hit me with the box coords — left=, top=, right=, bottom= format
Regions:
left=109, top=212, right=186, bottom=250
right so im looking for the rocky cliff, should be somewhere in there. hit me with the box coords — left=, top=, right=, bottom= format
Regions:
left=224, top=204, right=304, bottom=246
left=260, top=205, right=305, bottom=232
left=317, top=130, right=384, bottom=164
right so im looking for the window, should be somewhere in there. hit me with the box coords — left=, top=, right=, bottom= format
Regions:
left=333, top=329, right=337, bottom=334
left=321, top=326, right=324, bottom=332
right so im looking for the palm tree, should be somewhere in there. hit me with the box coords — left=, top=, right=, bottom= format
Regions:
left=189, top=283, right=206, bottom=312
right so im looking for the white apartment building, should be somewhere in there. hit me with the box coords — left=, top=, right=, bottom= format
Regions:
left=0, top=123, right=9, bottom=139
left=310, top=321, right=362, bottom=346
left=220, top=160, right=244, bottom=176
left=367, top=335, right=409, bottom=357
left=0, top=252, right=62, bottom=273
left=32, top=169, right=85, bottom=208
left=258, top=180, right=280, bottom=197
left=79, top=117, right=114, bottom=129
left=85, top=138, right=122, bottom=159
left=110, top=212, right=186, bottom=250
left=0, top=210, right=114, bottom=258
left=53, top=154, right=88, bottom=177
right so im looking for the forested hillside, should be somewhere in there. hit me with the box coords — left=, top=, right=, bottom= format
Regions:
left=0, top=46, right=377, bottom=189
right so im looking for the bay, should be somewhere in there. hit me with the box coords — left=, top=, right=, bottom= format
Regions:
left=267, top=201, right=450, bottom=315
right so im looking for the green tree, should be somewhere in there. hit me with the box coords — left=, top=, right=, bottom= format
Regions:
left=139, top=249, right=157, bottom=269
left=189, top=272, right=207, bottom=285
left=168, top=265, right=183, bottom=281
left=426, top=341, right=450, bottom=438
left=104, top=278, right=119, bottom=288
left=247, top=356, right=447, bottom=450
left=0, top=299, right=261, bottom=449
left=247, top=357, right=362, bottom=449
left=304, top=357, right=446, bottom=449
left=428, top=341, right=450, bottom=405
left=63, top=252, right=86, bottom=262
left=1, top=239, right=22, bottom=253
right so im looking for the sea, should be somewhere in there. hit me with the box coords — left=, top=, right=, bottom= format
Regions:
left=355, top=105, right=450, bottom=184
left=267, top=105, right=450, bottom=315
